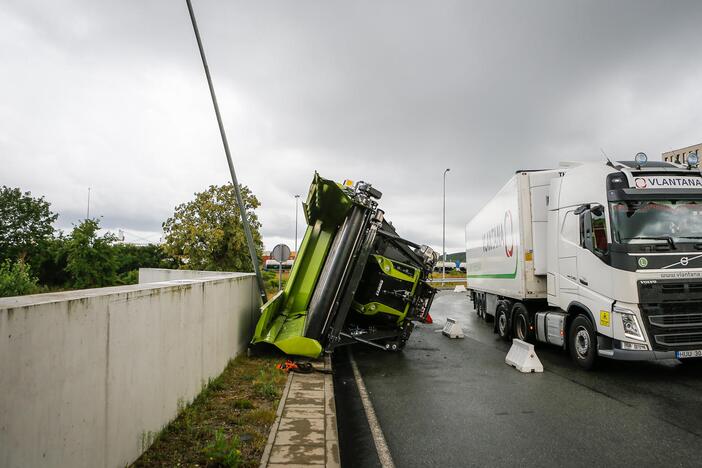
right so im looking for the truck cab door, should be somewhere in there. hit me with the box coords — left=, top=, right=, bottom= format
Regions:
left=557, top=208, right=580, bottom=305
left=575, top=204, right=614, bottom=330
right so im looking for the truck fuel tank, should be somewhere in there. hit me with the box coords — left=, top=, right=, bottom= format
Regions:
left=536, top=311, right=566, bottom=347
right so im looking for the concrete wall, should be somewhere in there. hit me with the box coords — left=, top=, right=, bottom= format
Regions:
left=0, top=269, right=258, bottom=468
left=138, top=268, right=242, bottom=284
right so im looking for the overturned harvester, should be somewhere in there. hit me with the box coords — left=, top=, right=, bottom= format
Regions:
left=251, top=173, right=438, bottom=358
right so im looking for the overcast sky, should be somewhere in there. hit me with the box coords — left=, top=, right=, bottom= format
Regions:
left=3, top=0, right=702, bottom=253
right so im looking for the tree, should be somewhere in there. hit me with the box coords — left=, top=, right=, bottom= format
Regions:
left=33, top=234, right=70, bottom=288
left=113, top=243, right=172, bottom=284
left=64, top=219, right=118, bottom=289
left=0, top=186, right=58, bottom=263
left=162, top=184, right=263, bottom=272
left=0, top=259, right=38, bottom=297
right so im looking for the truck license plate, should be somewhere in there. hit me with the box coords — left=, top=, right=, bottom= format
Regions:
left=676, top=350, right=702, bottom=359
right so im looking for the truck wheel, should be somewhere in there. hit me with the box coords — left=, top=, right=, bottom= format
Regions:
left=495, top=303, right=510, bottom=341
left=569, top=315, right=596, bottom=370
left=512, top=303, right=534, bottom=343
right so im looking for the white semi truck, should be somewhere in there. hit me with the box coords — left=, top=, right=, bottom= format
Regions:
left=465, top=154, right=702, bottom=369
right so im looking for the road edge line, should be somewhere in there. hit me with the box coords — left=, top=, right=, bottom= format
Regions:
left=349, top=351, right=396, bottom=468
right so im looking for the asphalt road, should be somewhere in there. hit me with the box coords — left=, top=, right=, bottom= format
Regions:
left=345, top=291, right=702, bottom=467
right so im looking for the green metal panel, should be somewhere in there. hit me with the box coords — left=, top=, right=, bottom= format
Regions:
left=352, top=255, right=422, bottom=324
left=251, top=173, right=353, bottom=357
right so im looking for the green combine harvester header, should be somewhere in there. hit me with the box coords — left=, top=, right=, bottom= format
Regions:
left=251, top=173, right=438, bottom=358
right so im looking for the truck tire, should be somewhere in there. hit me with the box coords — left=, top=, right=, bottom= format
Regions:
left=495, top=302, right=510, bottom=341
left=569, top=315, right=596, bottom=370
left=512, top=303, right=534, bottom=343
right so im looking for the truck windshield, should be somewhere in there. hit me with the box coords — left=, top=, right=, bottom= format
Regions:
left=610, top=200, right=702, bottom=244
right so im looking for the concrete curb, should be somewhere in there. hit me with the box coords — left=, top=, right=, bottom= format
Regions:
left=259, top=356, right=339, bottom=467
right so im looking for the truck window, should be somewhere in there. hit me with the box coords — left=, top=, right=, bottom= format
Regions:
left=591, top=210, right=607, bottom=251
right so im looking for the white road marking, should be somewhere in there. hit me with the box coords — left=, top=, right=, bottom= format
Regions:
left=349, top=351, right=396, bottom=468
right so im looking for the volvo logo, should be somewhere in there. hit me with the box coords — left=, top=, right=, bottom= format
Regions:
left=681, top=257, right=689, bottom=266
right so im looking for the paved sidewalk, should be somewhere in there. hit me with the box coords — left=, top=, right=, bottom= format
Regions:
left=260, top=357, right=339, bottom=467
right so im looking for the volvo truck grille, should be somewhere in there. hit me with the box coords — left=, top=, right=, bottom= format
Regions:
left=648, top=314, right=702, bottom=328
left=654, top=332, right=702, bottom=347
left=638, top=279, right=702, bottom=351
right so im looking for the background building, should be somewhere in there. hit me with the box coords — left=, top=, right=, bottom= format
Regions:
left=662, top=143, right=702, bottom=164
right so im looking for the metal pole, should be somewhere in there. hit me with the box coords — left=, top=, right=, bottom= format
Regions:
left=294, top=194, right=300, bottom=253
left=185, top=0, right=267, bottom=304
left=86, top=187, right=91, bottom=219
left=278, top=261, right=282, bottom=292
left=443, top=168, right=450, bottom=281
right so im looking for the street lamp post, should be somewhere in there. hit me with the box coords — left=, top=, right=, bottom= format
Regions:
left=86, top=187, right=91, bottom=219
left=443, top=168, right=450, bottom=281
left=294, top=194, right=300, bottom=254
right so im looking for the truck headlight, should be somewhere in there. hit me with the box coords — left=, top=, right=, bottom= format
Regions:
left=614, top=306, right=645, bottom=341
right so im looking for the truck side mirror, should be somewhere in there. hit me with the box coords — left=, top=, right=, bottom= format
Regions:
left=579, top=210, right=594, bottom=250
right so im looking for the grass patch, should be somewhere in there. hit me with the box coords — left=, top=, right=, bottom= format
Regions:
left=430, top=270, right=465, bottom=279
left=253, top=367, right=283, bottom=400
left=131, top=353, right=287, bottom=468
left=233, top=399, right=253, bottom=410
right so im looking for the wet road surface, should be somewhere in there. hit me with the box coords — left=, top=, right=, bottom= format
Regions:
left=339, top=291, right=702, bottom=467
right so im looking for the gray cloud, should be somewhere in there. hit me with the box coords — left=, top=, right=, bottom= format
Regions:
left=3, top=0, right=702, bottom=254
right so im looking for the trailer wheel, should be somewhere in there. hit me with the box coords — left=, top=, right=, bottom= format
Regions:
left=569, top=315, right=596, bottom=370
left=512, top=303, right=534, bottom=343
left=495, top=302, right=510, bottom=341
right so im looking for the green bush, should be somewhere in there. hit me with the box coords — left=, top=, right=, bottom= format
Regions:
left=0, top=259, right=39, bottom=297
left=202, top=429, right=241, bottom=467
left=117, top=269, right=139, bottom=285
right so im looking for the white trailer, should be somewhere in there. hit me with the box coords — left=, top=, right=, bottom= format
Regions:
left=466, top=156, right=702, bottom=369
left=434, top=261, right=456, bottom=272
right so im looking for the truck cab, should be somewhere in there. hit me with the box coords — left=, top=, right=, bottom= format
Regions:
left=549, top=158, right=702, bottom=367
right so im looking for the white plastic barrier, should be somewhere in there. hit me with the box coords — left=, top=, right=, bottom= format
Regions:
left=442, top=317, right=465, bottom=339
left=505, top=339, right=544, bottom=373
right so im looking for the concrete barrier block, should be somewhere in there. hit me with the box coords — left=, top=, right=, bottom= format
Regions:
left=505, top=339, right=543, bottom=373
left=442, top=317, right=464, bottom=339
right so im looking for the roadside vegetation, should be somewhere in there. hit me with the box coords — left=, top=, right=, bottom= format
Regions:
left=430, top=269, right=467, bottom=289
left=131, top=353, right=287, bottom=468
left=262, top=269, right=290, bottom=299
left=0, top=183, right=265, bottom=298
